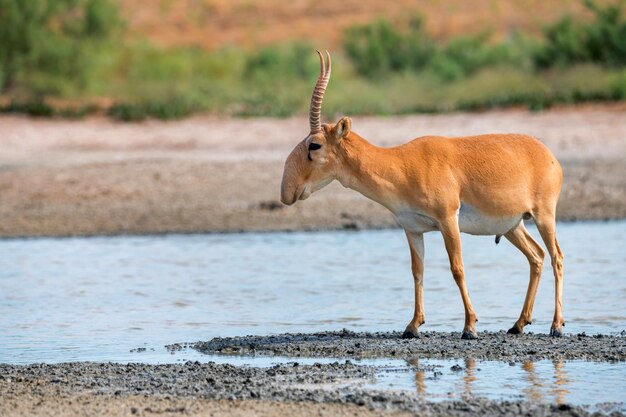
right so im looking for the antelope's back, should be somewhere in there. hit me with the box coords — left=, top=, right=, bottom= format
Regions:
left=407, top=133, right=562, bottom=216
left=459, top=133, right=562, bottom=214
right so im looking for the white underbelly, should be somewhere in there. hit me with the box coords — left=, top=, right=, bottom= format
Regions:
left=394, top=203, right=523, bottom=236
left=458, top=203, right=522, bottom=236
left=394, top=210, right=438, bottom=234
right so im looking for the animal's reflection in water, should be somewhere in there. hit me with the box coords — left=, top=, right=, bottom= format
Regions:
left=522, top=360, right=571, bottom=404
left=550, top=361, right=571, bottom=404
left=407, top=358, right=426, bottom=395
left=522, top=360, right=544, bottom=402
left=462, top=358, right=477, bottom=398
left=407, top=358, right=570, bottom=403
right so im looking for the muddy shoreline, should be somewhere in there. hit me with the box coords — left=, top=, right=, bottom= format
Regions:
left=3, top=331, right=625, bottom=416
left=1, top=359, right=623, bottom=417
left=1, top=106, right=625, bottom=238
left=192, top=330, right=626, bottom=362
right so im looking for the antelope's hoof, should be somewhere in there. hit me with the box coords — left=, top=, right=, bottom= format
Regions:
left=402, top=330, right=419, bottom=339
left=550, top=327, right=563, bottom=337
left=461, top=330, right=478, bottom=340
left=507, top=325, right=523, bottom=335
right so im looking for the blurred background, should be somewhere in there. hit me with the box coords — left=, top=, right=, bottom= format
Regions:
left=1, top=0, right=626, bottom=120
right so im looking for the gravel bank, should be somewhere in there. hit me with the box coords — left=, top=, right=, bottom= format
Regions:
left=192, top=330, right=626, bottom=362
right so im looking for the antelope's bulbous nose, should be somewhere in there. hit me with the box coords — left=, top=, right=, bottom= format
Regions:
left=281, top=142, right=306, bottom=206
left=280, top=188, right=295, bottom=206
left=280, top=172, right=297, bottom=206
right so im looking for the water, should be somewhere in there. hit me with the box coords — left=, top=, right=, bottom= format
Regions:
left=0, top=222, right=626, bottom=411
left=371, top=358, right=625, bottom=408
left=1, top=221, right=624, bottom=364
left=2, top=221, right=625, bottom=407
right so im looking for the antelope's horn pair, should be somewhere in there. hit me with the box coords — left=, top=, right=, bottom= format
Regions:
left=309, top=50, right=331, bottom=134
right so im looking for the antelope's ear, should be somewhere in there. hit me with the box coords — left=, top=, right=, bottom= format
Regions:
left=332, top=116, right=351, bottom=141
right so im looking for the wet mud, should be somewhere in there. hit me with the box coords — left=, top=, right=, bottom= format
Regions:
left=3, top=331, right=625, bottom=416
left=192, top=330, right=626, bottom=362
left=1, top=360, right=622, bottom=417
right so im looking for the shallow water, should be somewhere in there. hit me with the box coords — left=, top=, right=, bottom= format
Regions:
left=369, top=358, right=625, bottom=408
left=1, top=221, right=625, bottom=365
left=2, top=222, right=625, bottom=407
left=151, top=352, right=626, bottom=408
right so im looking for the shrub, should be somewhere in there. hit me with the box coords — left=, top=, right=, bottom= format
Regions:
left=0, top=0, right=122, bottom=94
left=534, top=15, right=591, bottom=67
left=343, top=16, right=433, bottom=77
left=428, top=35, right=510, bottom=80
left=584, top=0, right=626, bottom=66
left=344, top=17, right=521, bottom=80
left=0, top=99, right=55, bottom=117
left=0, top=99, right=97, bottom=118
left=612, top=71, right=626, bottom=97
left=107, top=97, right=197, bottom=121
left=244, top=42, right=317, bottom=81
left=534, top=0, right=626, bottom=68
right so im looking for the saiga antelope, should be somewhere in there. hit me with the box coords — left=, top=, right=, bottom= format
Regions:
left=281, top=51, right=564, bottom=339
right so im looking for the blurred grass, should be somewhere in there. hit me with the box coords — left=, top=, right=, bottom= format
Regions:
left=1, top=0, right=626, bottom=120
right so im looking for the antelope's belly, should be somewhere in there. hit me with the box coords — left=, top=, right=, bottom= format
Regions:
left=395, top=204, right=523, bottom=236
left=395, top=210, right=439, bottom=233
left=458, top=203, right=522, bottom=236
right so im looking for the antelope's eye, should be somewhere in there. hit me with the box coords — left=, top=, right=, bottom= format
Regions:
left=308, top=143, right=322, bottom=151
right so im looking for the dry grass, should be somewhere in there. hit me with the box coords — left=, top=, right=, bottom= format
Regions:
left=121, top=0, right=602, bottom=50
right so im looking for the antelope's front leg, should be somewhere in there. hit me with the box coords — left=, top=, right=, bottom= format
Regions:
left=440, top=217, right=478, bottom=340
left=402, top=231, right=425, bottom=339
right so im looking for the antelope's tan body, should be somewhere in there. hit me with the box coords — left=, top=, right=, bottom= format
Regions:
left=281, top=52, right=565, bottom=339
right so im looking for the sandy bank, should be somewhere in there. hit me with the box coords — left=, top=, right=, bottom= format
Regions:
left=1, top=395, right=414, bottom=417
left=1, top=105, right=625, bottom=238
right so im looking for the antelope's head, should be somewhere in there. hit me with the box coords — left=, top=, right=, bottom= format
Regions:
left=281, top=51, right=352, bottom=206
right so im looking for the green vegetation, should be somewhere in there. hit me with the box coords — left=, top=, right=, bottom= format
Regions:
left=343, top=0, right=626, bottom=78
left=1, top=0, right=626, bottom=120
left=535, top=0, right=626, bottom=68
left=343, top=17, right=525, bottom=81
left=0, top=0, right=122, bottom=95
left=343, top=17, right=434, bottom=77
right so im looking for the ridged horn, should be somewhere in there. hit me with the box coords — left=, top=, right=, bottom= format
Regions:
left=309, top=50, right=331, bottom=134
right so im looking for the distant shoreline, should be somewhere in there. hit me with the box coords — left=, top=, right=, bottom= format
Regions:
left=1, top=218, right=625, bottom=241
left=1, top=106, right=624, bottom=238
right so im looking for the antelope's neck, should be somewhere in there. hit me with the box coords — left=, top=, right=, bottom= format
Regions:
left=335, top=134, right=404, bottom=211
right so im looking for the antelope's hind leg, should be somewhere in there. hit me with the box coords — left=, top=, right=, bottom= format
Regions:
left=504, top=222, right=546, bottom=335
left=402, top=231, right=425, bottom=339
